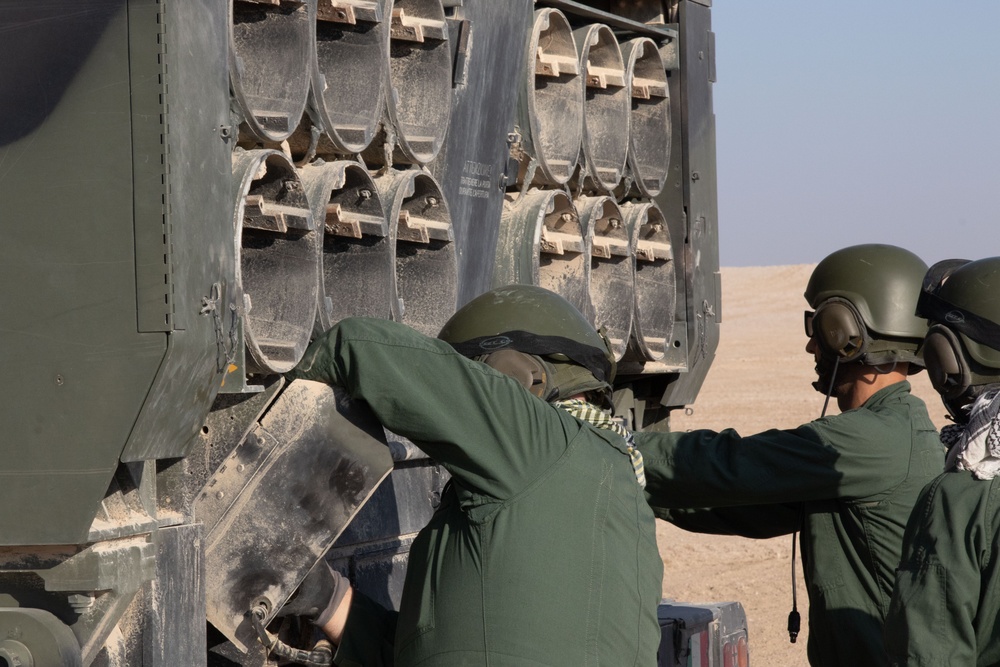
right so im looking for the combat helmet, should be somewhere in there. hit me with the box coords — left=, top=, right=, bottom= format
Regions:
left=804, top=244, right=929, bottom=367
left=917, top=257, right=1000, bottom=415
left=439, top=284, right=615, bottom=405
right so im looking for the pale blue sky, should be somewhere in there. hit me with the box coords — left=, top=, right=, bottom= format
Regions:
left=712, top=1, right=1000, bottom=267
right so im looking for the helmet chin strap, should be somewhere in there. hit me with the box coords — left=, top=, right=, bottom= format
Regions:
left=873, top=361, right=898, bottom=376
left=789, top=355, right=841, bottom=643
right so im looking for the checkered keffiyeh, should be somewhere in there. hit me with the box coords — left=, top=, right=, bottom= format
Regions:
left=943, top=389, right=1000, bottom=480
left=554, top=398, right=646, bottom=487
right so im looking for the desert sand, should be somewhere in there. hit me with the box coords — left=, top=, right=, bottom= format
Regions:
left=658, top=265, right=951, bottom=666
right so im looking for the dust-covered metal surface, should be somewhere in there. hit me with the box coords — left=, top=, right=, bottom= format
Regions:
left=376, top=168, right=458, bottom=336
left=231, top=150, right=320, bottom=376
left=620, top=36, right=671, bottom=198
left=1, top=0, right=721, bottom=662
left=653, top=0, right=720, bottom=406
left=516, top=8, right=584, bottom=186
left=327, top=453, right=448, bottom=611
left=121, top=0, right=237, bottom=464
left=366, top=0, right=453, bottom=165
left=290, top=0, right=389, bottom=156
left=622, top=200, right=677, bottom=365
left=299, top=160, right=394, bottom=333
left=0, top=608, right=83, bottom=667
left=426, top=0, right=532, bottom=305
left=572, top=22, right=629, bottom=194
left=230, top=0, right=315, bottom=143
left=495, top=189, right=590, bottom=316
left=576, top=194, right=634, bottom=358
left=198, top=380, right=392, bottom=651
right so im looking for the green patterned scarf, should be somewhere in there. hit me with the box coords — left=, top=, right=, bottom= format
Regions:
left=554, top=398, right=646, bottom=487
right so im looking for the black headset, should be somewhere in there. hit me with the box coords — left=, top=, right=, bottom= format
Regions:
left=479, top=349, right=559, bottom=401
left=917, top=259, right=1000, bottom=401
left=921, top=324, right=971, bottom=400
left=805, top=297, right=870, bottom=362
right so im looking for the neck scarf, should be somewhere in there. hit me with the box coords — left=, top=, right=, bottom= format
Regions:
left=943, top=389, right=1000, bottom=480
left=554, top=398, right=646, bottom=487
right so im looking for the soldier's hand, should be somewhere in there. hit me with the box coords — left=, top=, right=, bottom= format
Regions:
left=278, top=560, right=350, bottom=628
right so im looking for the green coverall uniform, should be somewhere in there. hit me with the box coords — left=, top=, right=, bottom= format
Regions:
left=884, top=471, right=1000, bottom=666
left=289, top=318, right=663, bottom=667
left=635, top=381, right=943, bottom=667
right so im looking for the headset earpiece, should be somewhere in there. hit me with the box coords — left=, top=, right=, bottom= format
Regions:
left=922, top=325, right=971, bottom=400
left=811, top=298, right=869, bottom=362
left=480, top=349, right=558, bottom=401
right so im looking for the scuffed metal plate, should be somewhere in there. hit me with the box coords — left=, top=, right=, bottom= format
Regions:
left=198, top=379, right=393, bottom=651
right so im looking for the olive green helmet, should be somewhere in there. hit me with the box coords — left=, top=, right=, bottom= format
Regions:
left=917, top=257, right=1000, bottom=410
left=439, top=284, right=615, bottom=402
left=804, top=244, right=929, bottom=366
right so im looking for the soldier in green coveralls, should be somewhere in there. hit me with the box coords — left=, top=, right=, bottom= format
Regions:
left=884, top=257, right=1000, bottom=666
left=635, top=244, right=945, bottom=667
left=279, top=285, right=663, bottom=666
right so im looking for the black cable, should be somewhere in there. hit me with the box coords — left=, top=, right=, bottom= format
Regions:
left=789, top=356, right=839, bottom=643
left=820, top=357, right=840, bottom=419
left=249, top=603, right=333, bottom=667
left=788, top=531, right=801, bottom=643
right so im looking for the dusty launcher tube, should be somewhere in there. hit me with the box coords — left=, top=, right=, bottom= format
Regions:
left=375, top=169, right=458, bottom=336
left=576, top=195, right=634, bottom=360
left=572, top=23, right=629, bottom=194
left=494, top=189, right=590, bottom=316
left=363, top=0, right=452, bottom=166
left=514, top=9, right=584, bottom=187
left=290, top=0, right=390, bottom=157
left=621, top=37, right=671, bottom=198
left=299, top=160, right=394, bottom=335
left=231, top=149, right=320, bottom=376
left=622, top=200, right=675, bottom=362
left=229, top=0, right=315, bottom=143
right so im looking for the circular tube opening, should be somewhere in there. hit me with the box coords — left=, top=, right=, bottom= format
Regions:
left=623, top=201, right=675, bottom=361
left=381, top=0, right=452, bottom=165
left=518, top=9, right=583, bottom=186
left=299, top=161, right=393, bottom=335
left=573, top=24, right=629, bottom=193
left=622, top=37, right=670, bottom=198
left=376, top=169, right=457, bottom=336
left=230, top=0, right=314, bottom=143
left=577, top=196, right=633, bottom=360
left=304, top=1, right=390, bottom=154
left=496, top=189, right=589, bottom=317
left=232, top=149, right=320, bottom=375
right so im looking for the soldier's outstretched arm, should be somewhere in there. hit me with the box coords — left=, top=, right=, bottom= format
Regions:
left=288, top=317, right=581, bottom=501
left=655, top=503, right=802, bottom=538
left=635, top=409, right=913, bottom=510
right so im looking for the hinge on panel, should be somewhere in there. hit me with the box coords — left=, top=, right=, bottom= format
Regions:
left=158, top=0, right=174, bottom=330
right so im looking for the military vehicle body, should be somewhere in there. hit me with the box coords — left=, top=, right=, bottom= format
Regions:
left=0, top=0, right=746, bottom=665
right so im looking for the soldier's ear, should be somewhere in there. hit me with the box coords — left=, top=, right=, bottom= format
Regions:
left=480, top=349, right=558, bottom=401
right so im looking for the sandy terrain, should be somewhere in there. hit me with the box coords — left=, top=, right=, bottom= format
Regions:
left=658, top=265, right=950, bottom=666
